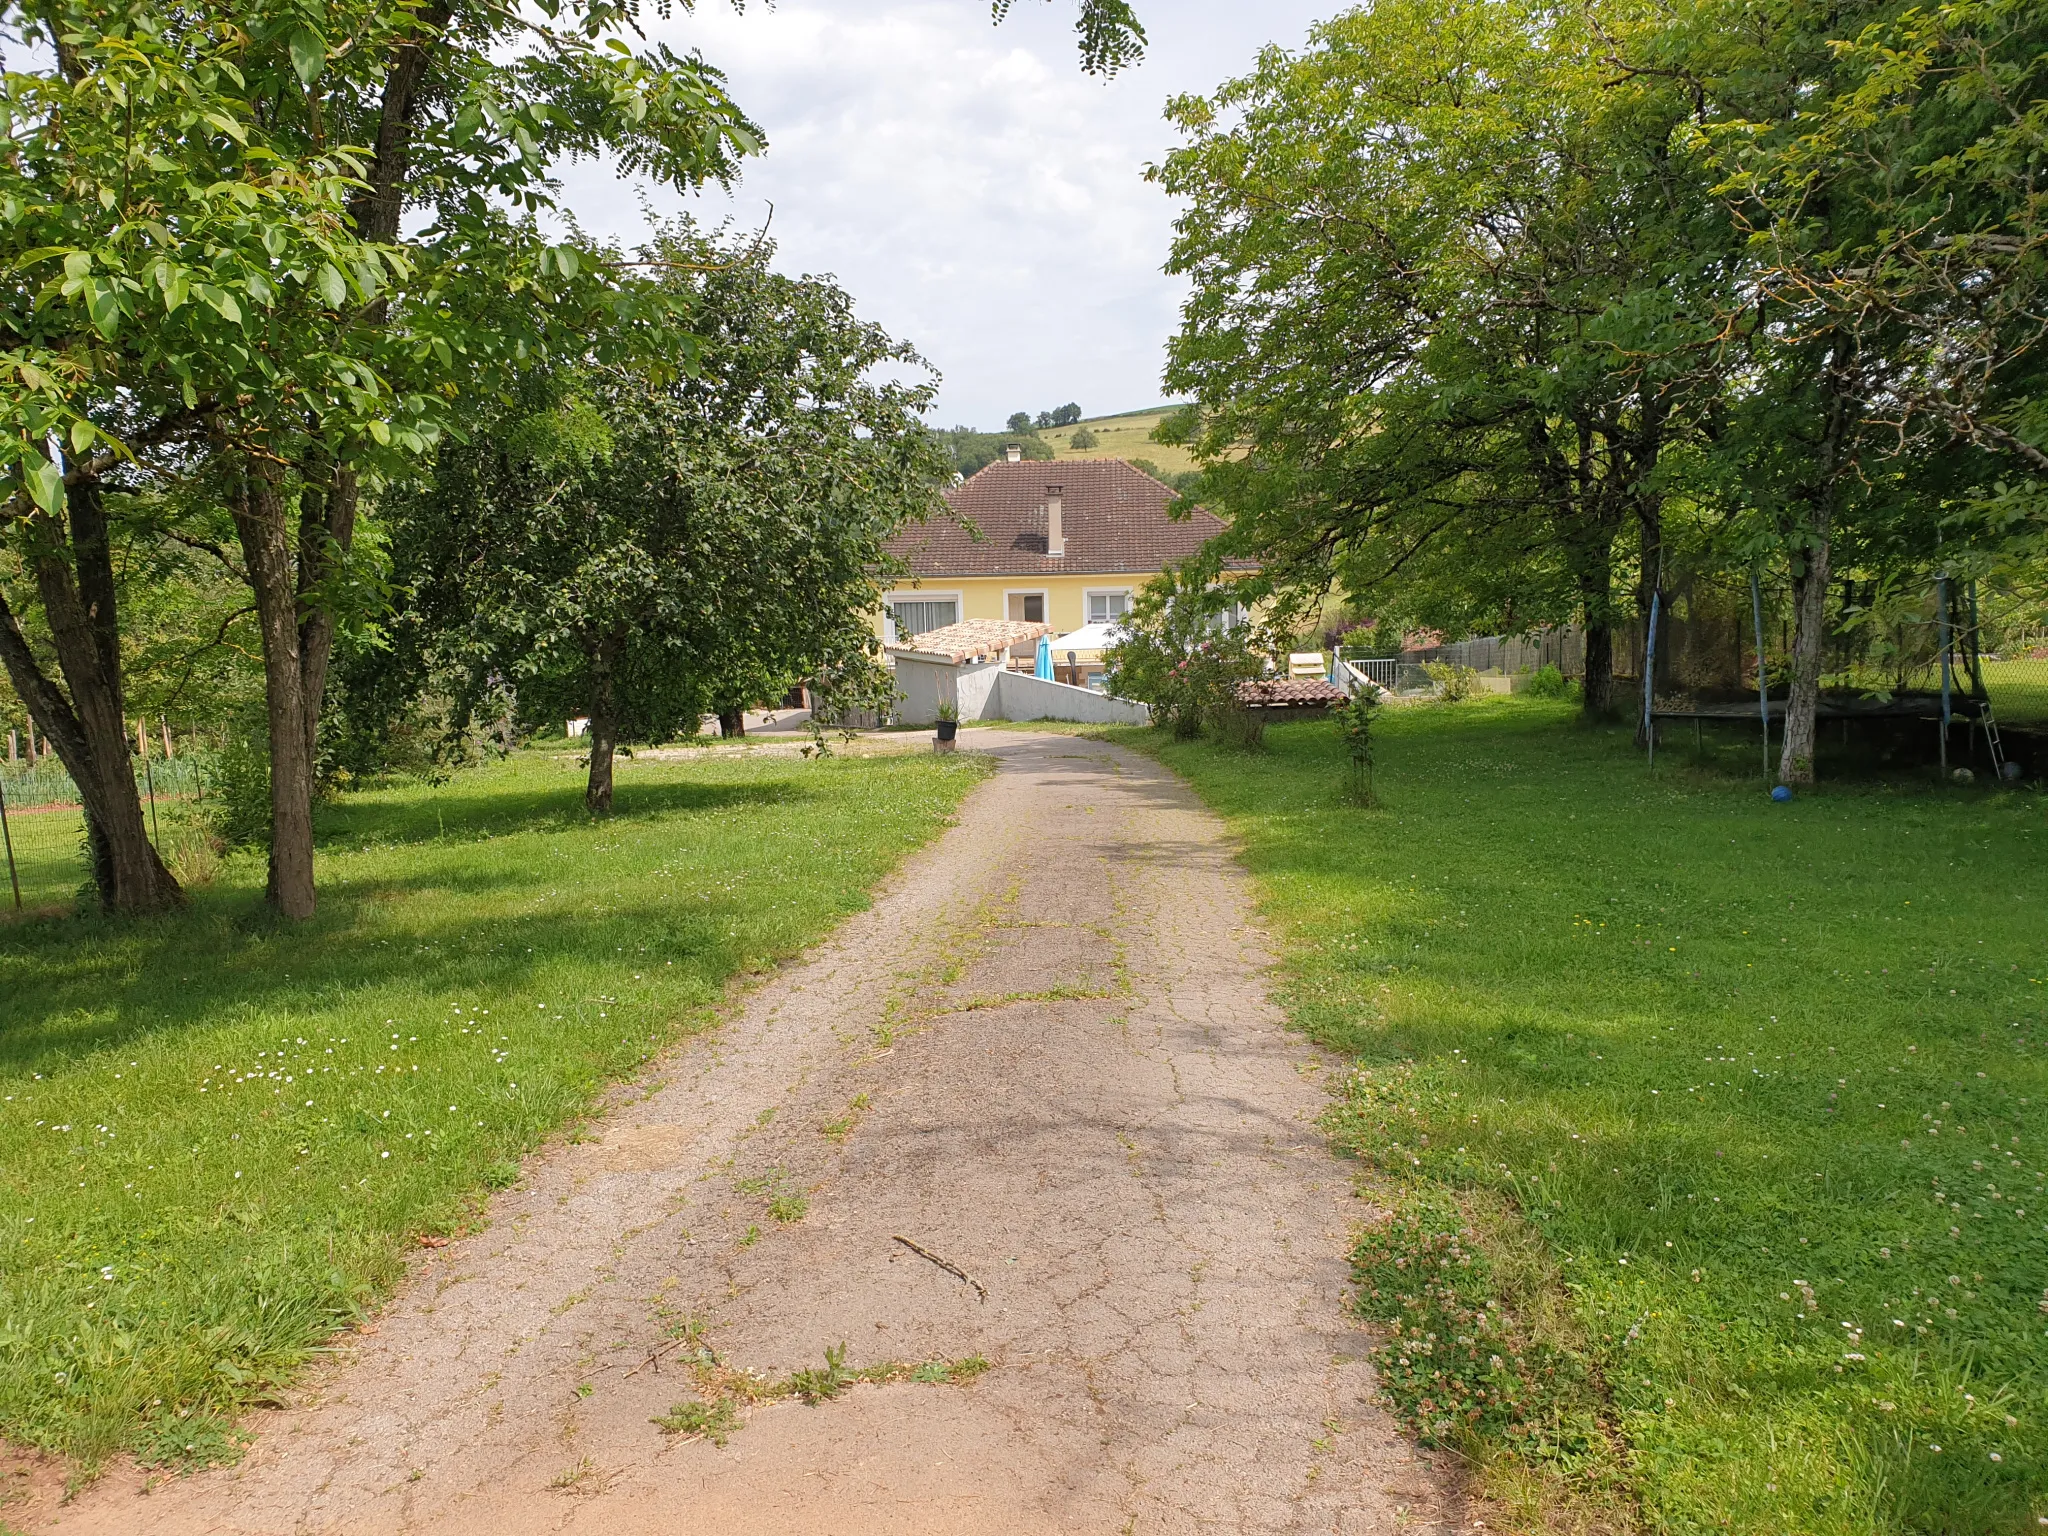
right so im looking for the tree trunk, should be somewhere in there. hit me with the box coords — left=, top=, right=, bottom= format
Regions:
left=717, top=706, right=745, bottom=739
left=1633, top=501, right=1663, bottom=746
left=232, top=459, right=319, bottom=919
left=586, top=637, right=620, bottom=813
left=1572, top=537, right=1620, bottom=719
left=1582, top=623, right=1615, bottom=716
left=1777, top=513, right=1833, bottom=785
left=0, top=487, right=180, bottom=913
left=1778, top=357, right=1852, bottom=786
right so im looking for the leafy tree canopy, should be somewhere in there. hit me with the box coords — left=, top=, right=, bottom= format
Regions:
left=382, top=219, right=949, bottom=810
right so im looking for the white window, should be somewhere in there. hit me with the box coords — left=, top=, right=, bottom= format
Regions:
left=888, top=596, right=959, bottom=637
left=1087, top=589, right=1132, bottom=625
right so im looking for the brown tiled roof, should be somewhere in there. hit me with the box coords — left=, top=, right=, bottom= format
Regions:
left=1235, top=677, right=1347, bottom=709
left=885, top=618, right=1051, bottom=664
left=887, top=459, right=1252, bottom=579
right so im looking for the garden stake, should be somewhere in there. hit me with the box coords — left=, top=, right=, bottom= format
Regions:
left=1642, top=587, right=1660, bottom=770
left=0, top=771, right=19, bottom=910
left=143, top=740, right=162, bottom=852
left=1936, top=572, right=1953, bottom=776
left=1750, top=566, right=1770, bottom=783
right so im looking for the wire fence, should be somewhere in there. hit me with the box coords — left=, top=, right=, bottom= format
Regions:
left=1353, top=577, right=2048, bottom=729
left=0, top=752, right=210, bottom=810
left=0, top=797, right=86, bottom=911
left=0, top=752, right=216, bottom=911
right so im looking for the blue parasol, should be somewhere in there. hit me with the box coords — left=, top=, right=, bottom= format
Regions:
left=1034, top=635, right=1054, bottom=680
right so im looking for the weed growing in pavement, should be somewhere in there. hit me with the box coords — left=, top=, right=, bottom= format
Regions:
left=651, top=1397, right=740, bottom=1445
left=547, top=1455, right=598, bottom=1490
left=767, top=1193, right=809, bottom=1223
left=653, top=1341, right=989, bottom=1445
left=820, top=1093, right=871, bottom=1143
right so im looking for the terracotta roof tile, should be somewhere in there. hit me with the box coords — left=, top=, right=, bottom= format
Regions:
left=884, top=618, right=1051, bottom=664
left=1235, top=677, right=1347, bottom=708
left=887, top=459, right=1253, bottom=580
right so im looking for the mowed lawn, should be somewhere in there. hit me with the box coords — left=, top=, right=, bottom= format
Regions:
left=1130, top=701, right=2046, bottom=1535
left=0, top=747, right=989, bottom=1468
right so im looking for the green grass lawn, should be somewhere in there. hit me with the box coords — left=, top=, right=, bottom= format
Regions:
left=1120, top=700, right=2046, bottom=1535
left=1982, top=659, right=2048, bottom=726
left=0, top=747, right=989, bottom=1468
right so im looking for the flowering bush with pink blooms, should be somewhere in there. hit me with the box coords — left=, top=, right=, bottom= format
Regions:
left=1103, top=570, right=1265, bottom=740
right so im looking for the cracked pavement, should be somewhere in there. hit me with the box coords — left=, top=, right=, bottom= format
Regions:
left=45, top=733, right=1459, bottom=1535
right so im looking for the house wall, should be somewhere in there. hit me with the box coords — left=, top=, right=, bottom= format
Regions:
left=880, top=573, right=1150, bottom=642
left=892, top=654, right=1005, bottom=726
left=993, top=671, right=1149, bottom=726
left=891, top=656, right=1150, bottom=726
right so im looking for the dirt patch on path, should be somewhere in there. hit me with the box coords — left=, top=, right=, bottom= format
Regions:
left=35, top=735, right=1459, bottom=1535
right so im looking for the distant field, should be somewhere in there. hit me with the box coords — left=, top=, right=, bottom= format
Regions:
left=1040, top=406, right=1205, bottom=475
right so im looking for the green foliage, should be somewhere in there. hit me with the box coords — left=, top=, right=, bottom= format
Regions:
left=1522, top=663, right=1576, bottom=701
left=1149, top=0, right=2044, bottom=755
left=1126, top=700, right=2048, bottom=1533
left=385, top=217, right=947, bottom=799
left=1068, top=426, right=1098, bottom=449
left=1151, top=0, right=1716, bottom=698
left=1685, top=0, right=2048, bottom=479
left=651, top=1397, right=739, bottom=1445
left=206, top=715, right=273, bottom=851
left=1333, top=689, right=1380, bottom=803
left=1207, top=692, right=1267, bottom=751
left=931, top=426, right=1053, bottom=478
left=1422, top=661, right=1479, bottom=703
left=1349, top=1191, right=1598, bottom=1459
left=0, top=746, right=991, bottom=1465
left=1103, top=568, right=1261, bottom=740
left=1334, top=690, right=1379, bottom=763
left=999, top=0, right=1145, bottom=76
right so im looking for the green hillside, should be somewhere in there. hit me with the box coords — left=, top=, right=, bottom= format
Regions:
left=1039, top=406, right=1204, bottom=475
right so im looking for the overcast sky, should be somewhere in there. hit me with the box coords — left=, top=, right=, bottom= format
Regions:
left=553, top=2, right=1336, bottom=431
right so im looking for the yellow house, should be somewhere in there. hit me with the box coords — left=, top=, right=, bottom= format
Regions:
left=881, top=450, right=1249, bottom=681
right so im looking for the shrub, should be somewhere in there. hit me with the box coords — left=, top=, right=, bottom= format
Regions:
left=1104, top=569, right=1263, bottom=739
left=207, top=715, right=273, bottom=849
left=1522, top=662, right=1577, bottom=700
left=1333, top=690, right=1380, bottom=803
left=1423, top=660, right=1480, bottom=702
left=1068, top=426, right=1098, bottom=449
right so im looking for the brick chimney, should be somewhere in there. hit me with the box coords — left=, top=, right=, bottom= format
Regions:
left=1003, top=443, right=1022, bottom=463
left=1046, top=483, right=1065, bottom=558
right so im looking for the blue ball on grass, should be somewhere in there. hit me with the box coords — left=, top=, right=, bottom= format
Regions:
left=1770, top=784, right=1793, bottom=802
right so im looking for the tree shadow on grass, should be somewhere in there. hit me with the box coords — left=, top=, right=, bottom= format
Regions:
left=316, top=775, right=811, bottom=851
left=0, top=777, right=830, bottom=1078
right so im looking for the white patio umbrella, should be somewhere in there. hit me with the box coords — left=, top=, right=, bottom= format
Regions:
left=1047, top=622, right=1127, bottom=655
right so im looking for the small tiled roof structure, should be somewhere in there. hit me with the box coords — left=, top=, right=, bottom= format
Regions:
left=1235, top=677, right=1347, bottom=710
left=888, top=458, right=1252, bottom=578
left=886, top=618, right=1052, bottom=664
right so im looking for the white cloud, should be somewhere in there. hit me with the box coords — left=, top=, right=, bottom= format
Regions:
left=551, top=1, right=1333, bottom=428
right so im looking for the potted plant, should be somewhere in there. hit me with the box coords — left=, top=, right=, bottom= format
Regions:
left=934, top=702, right=959, bottom=746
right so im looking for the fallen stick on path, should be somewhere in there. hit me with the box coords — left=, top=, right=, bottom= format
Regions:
left=625, top=1334, right=719, bottom=1378
left=892, top=1234, right=988, bottom=1301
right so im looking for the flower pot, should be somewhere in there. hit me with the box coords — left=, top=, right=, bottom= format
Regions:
left=935, top=719, right=959, bottom=742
